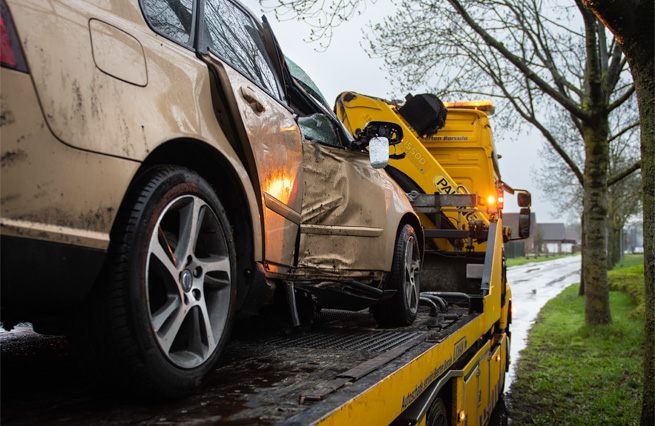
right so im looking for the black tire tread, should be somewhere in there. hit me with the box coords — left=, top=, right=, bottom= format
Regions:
left=372, top=223, right=419, bottom=327
left=83, top=165, right=235, bottom=399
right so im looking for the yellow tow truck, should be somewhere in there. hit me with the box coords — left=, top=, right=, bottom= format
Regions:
left=197, top=91, right=532, bottom=426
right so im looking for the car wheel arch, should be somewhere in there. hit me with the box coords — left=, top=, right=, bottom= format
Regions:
left=400, top=212, right=425, bottom=262
left=118, top=138, right=262, bottom=311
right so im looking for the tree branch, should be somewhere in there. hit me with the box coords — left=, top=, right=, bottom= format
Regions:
left=446, top=0, right=589, bottom=120
left=608, top=160, right=641, bottom=186
left=575, top=0, right=604, bottom=108
left=609, top=121, right=640, bottom=143
left=609, top=85, right=635, bottom=111
left=605, top=43, right=625, bottom=92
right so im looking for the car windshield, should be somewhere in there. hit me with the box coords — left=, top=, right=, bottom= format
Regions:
left=285, top=57, right=331, bottom=110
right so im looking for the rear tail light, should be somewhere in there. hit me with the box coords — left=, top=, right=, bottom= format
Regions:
left=497, top=187, right=504, bottom=210
left=1, top=0, right=27, bottom=72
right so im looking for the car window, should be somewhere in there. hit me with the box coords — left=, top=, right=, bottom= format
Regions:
left=298, top=113, right=341, bottom=147
left=141, top=0, right=194, bottom=45
left=204, top=0, right=282, bottom=100
left=285, top=57, right=330, bottom=110
left=285, top=57, right=355, bottom=147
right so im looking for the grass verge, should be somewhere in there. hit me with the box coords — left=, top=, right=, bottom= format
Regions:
left=609, top=254, right=645, bottom=318
left=506, top=253, right=579, bottom=268
left=613, top=253, right=645, bottom=270
left=507, top=283, right=644, bottom=425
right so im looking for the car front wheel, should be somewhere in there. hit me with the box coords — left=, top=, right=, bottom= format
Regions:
left=87, top=165, right=236, bottom=398
left=372, top=223, right=421, bottom=326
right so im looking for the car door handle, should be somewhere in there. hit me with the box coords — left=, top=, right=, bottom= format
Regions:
left=240, top=86, right=266, bottom=113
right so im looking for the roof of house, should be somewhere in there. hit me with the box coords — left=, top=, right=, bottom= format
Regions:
left=540, top=223, right=578, bottom=243
left=540, top=223, right=565, bottom=241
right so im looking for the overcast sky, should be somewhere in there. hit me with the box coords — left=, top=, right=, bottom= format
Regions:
left=242, top=0, right=571, bottom=224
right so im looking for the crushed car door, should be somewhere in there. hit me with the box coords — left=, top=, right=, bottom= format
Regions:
left=281, top=61, right=393, bottom=277
left=294, top=114, right=391, bottom=277
left=199, top=0, right=303, bottom=269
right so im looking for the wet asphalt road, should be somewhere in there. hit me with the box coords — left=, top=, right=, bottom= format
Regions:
left=504, top=255, right=581, bottom=390
left=1, top=256, right=580, bottom=425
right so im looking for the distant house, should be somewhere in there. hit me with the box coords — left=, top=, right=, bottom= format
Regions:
left=539, top=223, right=578, bottom=254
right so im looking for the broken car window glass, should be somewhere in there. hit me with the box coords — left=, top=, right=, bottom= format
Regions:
left=298, top=113, right=340, bottom=147
left=141, top=0, right=193, bottom=45
left=204, top=0, right=281, bottom=100
left=286, top=57, right=331, bottom=110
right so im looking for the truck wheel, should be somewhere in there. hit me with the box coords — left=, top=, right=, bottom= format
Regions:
left=88, top=166, right=236, bottom=398
left=426, top=398, right=448, bottom=426
left=372, top=223, right=420, bottom=326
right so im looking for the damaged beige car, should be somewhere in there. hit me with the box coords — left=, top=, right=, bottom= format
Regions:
left=0, top=0, right=423, bottom=397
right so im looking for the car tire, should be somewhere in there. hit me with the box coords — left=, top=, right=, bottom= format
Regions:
left=372, top=223, right=421, bottom=326
left=86, top=165, right=236, bottom=398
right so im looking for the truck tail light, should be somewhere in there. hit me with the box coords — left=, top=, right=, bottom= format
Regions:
left=497, top=188, right=504, bottom=210
left=1, top=1, right=27, bottom=72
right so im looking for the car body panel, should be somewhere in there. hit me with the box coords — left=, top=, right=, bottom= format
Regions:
left=4, top=0, right=264, bottom=260
left=0, top=68, right=137, bottom=250
left=218, top=65, right=304, bottom=268
left=296, top=139, right=390, bottom=275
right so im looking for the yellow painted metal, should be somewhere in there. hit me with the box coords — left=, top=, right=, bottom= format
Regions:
left=313, top=316, right=487, bottom=426
left=335, top=92, right=500, bottom=210
left=452, top=341, right=492, bottom=426
left=335, top=92, right=499, bottom=253
left=335, top=93, right=462, bottom=195
left=419, top=108, right=500, bottom=205
left=488, top=339, right=503, bottom=422
left=499, top=285, right=512, bottom=330
left=483, top=218, right=505, bottom=330
left=451, top=336, right=507, bottom=426
left=477, top=348, right=490, bottom=426
left=309, top=225, right=506, bottom=425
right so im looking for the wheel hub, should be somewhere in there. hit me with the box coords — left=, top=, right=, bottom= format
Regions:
left=179, top=269, right=193, bottom=293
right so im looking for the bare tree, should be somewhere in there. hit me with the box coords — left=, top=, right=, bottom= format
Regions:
left=581, top=1, right=654, bottom=424
left=534, top=109, right=642, bottom=272
left=264, top=0, right=641, bottom=325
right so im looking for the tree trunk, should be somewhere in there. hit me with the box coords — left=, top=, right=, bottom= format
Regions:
left=584, top=0, right=655, bottom=420
left=607, top=216, right=621, bottom=270
left=582, top=123, right=612, bottom=325
left=631, top=42, right=655, bottom=426
left=579, top=213, right=586, bottom=296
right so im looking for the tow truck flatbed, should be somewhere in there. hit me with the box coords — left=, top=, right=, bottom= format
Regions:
left=201, top=301, right=498, bottom=425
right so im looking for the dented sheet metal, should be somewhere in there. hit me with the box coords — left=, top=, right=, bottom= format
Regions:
left=297, top=139, right=391, bottom=274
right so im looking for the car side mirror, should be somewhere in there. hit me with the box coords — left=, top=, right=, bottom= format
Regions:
left=517, top=191, right=532, bottom=208
left=369, top=136, right=390, bottom=169
left=518, top=207, right=531, bottom=239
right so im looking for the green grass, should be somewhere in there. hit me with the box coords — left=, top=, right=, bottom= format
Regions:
left=506, top=253, right=580, bottom=268
left=612, top=253, right=645, bottom=270
left=608, top=254, right=645, bottom=318
left=508, top=283, right=644, bottom=425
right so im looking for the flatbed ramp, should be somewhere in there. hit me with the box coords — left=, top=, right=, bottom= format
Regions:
left=209, top=305, right=482, bottom=425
